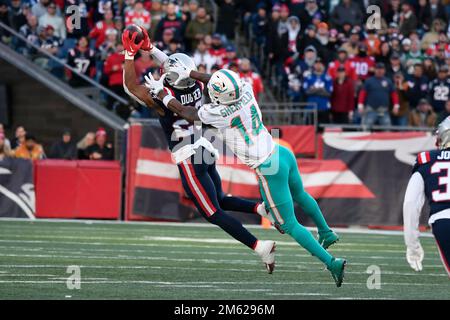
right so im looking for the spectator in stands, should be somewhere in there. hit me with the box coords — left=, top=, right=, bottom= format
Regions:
left=9, top=0, right=29, bottom=31
left=193, top=40, right=217, bottom=73
left=409, top=98, right=437, bottom=128
left=156, top=28, right=175, bottom=55
left=331, top=0, right=363, bottom=29
left=67, top=36, right=96, bottom=87
left=399, top=2, right=418, bottom=37
left=406, top=63, right=429, bottom=109
left=239, top=58, right=264, bottom=101
left=134, top=50, right=156, bottom=82
left=98, top=28, right=118, bottom=61
left=0, top=123, right=10, bottom=150
left=216, top=0, right=237, bottom=40
left=386, top=52, right=405, bottom=80
left=351, top=43, right=376, bottom=82
left=422, top=19, right=446, bottom=51
left=88, top=9, right=115, bottom=49
left=77, top=131, right=95, bottom=159
left=11, top=125, right=26, bottom=149
left=429, top=65, right=450, bottom=113
left=103, top=42, right=125, bottom=110
left=303, top=57, right=333, bottom=124
left=251, top=3, right=268, bottom=47
left=149, top=0, right=164, bottom=38
left=423, top=56, right=438, bottom=80
left=392, top=72, right=410, bottom=126
left=358, top=63, right=399, bottom=127
left=17, top=14, right=39, bottom=55
left=14, top=133, right=45, bottom=159
left=222, top=45, right=240, bottom=68
left=402, top=40, right=424, bottom=75
left=0, top=1, right=10, bottom=44
left=297, top=24, right=321, bottom=60
left=341, top=28, right=360, bottom=57
left=38, top=2, right=65, bottom=40
left=125, top=0, right=150, bottom=30
left=86, top=128, right=114, bottom=160
left=32, top=0, right=50, bottom=19
left=209, top=33, right=226, bottom=66
left=154, top=2, right=184, bottom=43
left=420, top=0, right=448, bottom=30
left=33, top=25, right=61, bottom=70
left=185, top=6, right=213, bottom=53
left=299, top=0, right=327, bottom=30
left=364, top=29, right=381, bottom=57
left=0, top=132, right=12, bottom=160
left=49, top=129, right=77, bottom=159
left=331, top=65, right=355, bottom=124
left=328, top=47, right=356, bottom=80
left=437, top=99, right=450, bottom=125
left=285, top=16, right=301, bottom=54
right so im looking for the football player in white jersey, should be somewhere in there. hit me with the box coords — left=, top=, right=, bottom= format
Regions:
left=145, top=65, right=347, bottom=287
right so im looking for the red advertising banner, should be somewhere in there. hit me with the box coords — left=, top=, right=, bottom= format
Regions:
left=35, top=160, right=121, bottom=219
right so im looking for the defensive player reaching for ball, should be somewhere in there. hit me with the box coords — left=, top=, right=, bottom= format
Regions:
left=121, top=25, right=277, bottom=273
left=145, top=58, right=347, bottom=287
left=403, top=117, right=450, bottom=277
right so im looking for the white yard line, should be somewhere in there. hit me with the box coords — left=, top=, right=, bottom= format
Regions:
left=0, top=217, right=434, bottom=237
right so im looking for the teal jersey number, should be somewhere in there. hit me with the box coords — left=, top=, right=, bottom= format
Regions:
left=230, top=105, right=263, bottom=145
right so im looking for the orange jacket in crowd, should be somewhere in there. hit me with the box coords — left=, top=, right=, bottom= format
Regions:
left=14, top=144, right=45, bottom=160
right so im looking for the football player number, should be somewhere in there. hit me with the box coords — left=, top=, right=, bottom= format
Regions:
left=431, top=162, right=450, bottom=201
left=231, top=105, right=263, bottom=145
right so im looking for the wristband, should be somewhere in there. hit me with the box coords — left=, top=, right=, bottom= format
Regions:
left=125, top=51, right=134, bottom=60
left=162, top=94, right=174, bottom=107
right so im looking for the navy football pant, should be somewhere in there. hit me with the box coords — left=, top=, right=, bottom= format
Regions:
left=432, top=219, right=450, bottom=277
left=178, top=156, right=259, bottom=249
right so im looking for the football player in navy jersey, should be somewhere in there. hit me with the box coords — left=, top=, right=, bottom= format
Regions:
left=121, top=26, right=278, bottom=273
left=403, top=117, right=450, bottom=277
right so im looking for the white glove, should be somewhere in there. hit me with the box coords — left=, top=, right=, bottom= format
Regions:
left=170, top=64, right=193, bottom=86
left=144, top=72, right=166, bottom=97
left=406, top=244, right=424, bottom=272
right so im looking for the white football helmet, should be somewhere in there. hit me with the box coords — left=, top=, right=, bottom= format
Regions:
left=436, top=116, right=450, bottom=149
left=207, top=69, right=243, bottom=105
left=162, top=53, right=197, bottom=89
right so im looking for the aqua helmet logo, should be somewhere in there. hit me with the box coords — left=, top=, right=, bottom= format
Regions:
left=212, top=82, right=226, bottom=93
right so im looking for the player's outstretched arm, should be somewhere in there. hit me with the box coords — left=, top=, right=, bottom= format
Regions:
left=189, top=70, right=212, bottom=85
left=122, top=27, right=164, bottom=115
left=145, top=73, right=200, bottom=123
left=403, top=171, right=426, bottom=271
left=172, top=65, right=212, bottom=86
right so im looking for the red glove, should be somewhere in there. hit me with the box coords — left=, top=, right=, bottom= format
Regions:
left=121, top=29, right=143, bottom=56
left=138, top=26, right=153, bottom=51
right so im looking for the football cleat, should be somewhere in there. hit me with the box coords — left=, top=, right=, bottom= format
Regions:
left=255, top=240, right=276, bottom=274
left=256, top=203, right=285, bottom=234
left=318, top=230, right=340, bottom=249
left=328, top=258, right=347, bottom=287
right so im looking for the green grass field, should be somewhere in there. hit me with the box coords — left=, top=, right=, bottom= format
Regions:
left=0, top=219, right=449, bottom=300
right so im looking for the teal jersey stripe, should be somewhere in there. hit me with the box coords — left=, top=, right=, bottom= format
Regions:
left=220, top=69, right=240, bottom=100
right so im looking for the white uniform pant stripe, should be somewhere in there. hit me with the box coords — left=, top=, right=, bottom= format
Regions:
left=181, top=161, right=215, bottom=216
left=256, top=169, right=284, bottom=225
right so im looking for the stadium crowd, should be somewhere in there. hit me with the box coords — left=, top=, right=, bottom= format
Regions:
left=0, top=123, right=114, bottom=160
left=0, top=0, right=449, bottom=127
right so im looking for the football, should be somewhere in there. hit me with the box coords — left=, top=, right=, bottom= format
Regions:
left=124, top=24, right=144, bottom=44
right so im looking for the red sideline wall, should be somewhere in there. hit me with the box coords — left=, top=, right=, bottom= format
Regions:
left=35, top=160, right=121, bottom=219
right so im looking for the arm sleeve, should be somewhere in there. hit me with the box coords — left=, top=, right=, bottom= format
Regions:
left=198, top=104, right=222, bottom=127
left=403, top=171, right=425, bottom=249
left=150, top=46, right=169, bottom=66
